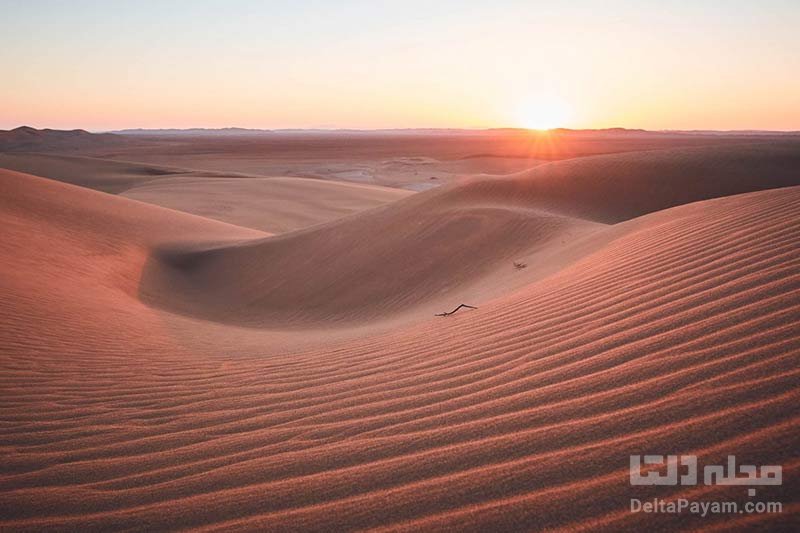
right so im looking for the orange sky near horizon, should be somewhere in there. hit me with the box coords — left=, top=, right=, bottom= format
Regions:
left=1, top=1, right=798, bottom=132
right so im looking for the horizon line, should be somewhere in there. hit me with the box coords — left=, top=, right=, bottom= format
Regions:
left=5, top=125, right=800, bottom=135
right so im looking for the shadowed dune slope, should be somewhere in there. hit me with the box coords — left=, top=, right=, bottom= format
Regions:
left=142, top=180, right=605, bottom=326
left=0, top=174, right=797, bottom=530
left=456, top=142, right=800, bottom=223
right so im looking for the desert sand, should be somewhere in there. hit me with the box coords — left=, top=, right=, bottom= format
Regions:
left=1, top=130, right=798, bottom=531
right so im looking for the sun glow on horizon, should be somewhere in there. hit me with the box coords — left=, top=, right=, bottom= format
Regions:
left=517, top=96, right=572, bottom=131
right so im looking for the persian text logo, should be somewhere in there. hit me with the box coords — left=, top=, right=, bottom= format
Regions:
left=630, top=455, right=782, bottom=497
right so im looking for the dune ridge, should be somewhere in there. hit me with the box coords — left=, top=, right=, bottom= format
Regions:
left=0, top=151, right=798, bottom=530
left=456, top=142, right=800, bottom=223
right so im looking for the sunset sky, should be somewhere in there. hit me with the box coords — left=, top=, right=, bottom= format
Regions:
left=1, top=0, right=798, bottom=131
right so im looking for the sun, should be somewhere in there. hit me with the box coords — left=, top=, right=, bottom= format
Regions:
left=517, top=96, right=572, bottom=131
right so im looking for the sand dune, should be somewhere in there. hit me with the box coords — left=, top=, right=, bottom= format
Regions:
left=143, top=188, right=603, bottom=326
left=141, top=142, right=800, bottom=326
left=0, top=153, right=190, bottom=193
left=0, top=153, right=409, bottom=233
left=454, top=142, right=800, bottom=223
left=1, top=142, right=798, bottom=530
left=0, top=169, right=264, bottom=357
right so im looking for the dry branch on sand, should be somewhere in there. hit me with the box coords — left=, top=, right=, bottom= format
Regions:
left=435, top=304, right=477, bottom=317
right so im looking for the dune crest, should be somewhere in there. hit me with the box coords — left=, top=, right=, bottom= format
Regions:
left=458, top=142, right=800, bottom=223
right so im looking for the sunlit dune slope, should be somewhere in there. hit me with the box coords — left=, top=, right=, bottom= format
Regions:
left=0, top=168, right=797, bottom=530
left=120, top=175, right=411, bottom=234
left=0, top=169, right=264, bottom=355
left=0, top=153, right=411, bottom=233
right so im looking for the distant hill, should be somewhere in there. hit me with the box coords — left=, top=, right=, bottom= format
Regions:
left=0, top=126, right=132, bottom=152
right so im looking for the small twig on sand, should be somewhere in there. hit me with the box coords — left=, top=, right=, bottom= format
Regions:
left=513, top=261, right=527, bottom=269
left=435, top=304, right=477, bottom=317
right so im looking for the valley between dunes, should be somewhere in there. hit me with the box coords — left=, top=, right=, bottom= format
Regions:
left=1, top=138, right=799, bottom=531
